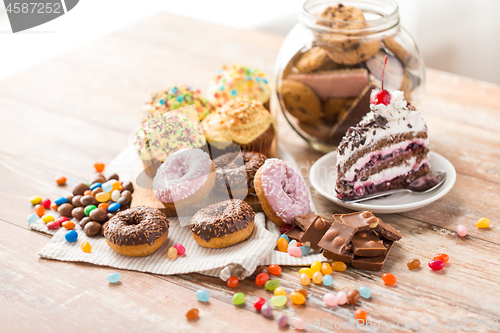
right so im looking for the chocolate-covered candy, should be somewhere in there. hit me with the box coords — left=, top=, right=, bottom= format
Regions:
left=107, top=173, right=119, bottom=181
left=72, top=195, right=83, bottom=207
left=90, top=174, right=106, bottom=185
left=81, top=195, right=97, bottom=206
left=58, top=203, right=74, bottom=217
left=84, top=221, right=102, bottom=237
left=72, top=182, right=89, bottom=196
left=90, top=208, right=108, bottom=223
left=79, top=217, right=92, bottom=228
left=122, top=181, right=134, bottom=193
left=72, top=207, right=86, bottom=220
left=92, top=187, right=103, bottom=196
left=66, top=195, right=74, bottom=203
left=119, top=190, right=132, bottom=205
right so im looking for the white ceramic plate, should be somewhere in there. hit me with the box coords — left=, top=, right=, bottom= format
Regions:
left=309, top=151, right=456, bottom=213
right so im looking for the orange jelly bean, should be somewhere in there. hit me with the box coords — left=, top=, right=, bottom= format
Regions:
left=277, top=238, right=288, bottom=252
left=51, top=203, right=59, bottom=211
left=227, top=276, right=239, bottom=288
left=84, top=190, right=92, bottom=196
left=34, top=204, right=45, bottom=217
left=268, top=264, right=282, bottom=275
left=186, top=308, right=199, bottom=320
left=80, top=241, right=91, bottom=253
left=382, top=273, right=397, bottom=286
left=407, top=259, right=421, bottom=269
left=355, top=309, right=368, bottom=324
left=434, top=253, right=449, bottom=264
left=331, top=261, right=347, bottom=272
left=55, top=176, right=67, bottom=185
left=98, top=203, right=109, bottom=211
left=290, top=291, right=306, bottom=305
left=62, top=221, right=75, bottom=230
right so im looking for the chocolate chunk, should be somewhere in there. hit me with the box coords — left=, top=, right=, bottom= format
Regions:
left=293, top=212, right=319, bottom=231
left=351, top=230, right=387, bottom=257
left=84, top=221, right=102, bottom=237
left=334, top=211, right=379, bottom=232
left=298, top=216, right=332, bottom=252
left=375, top=219, right=402, bottom=241
left=58, top=203, right=74, bottom=217
left=92, top=187, right=103, bottom=196
left=351, top=240, right=394, bottom=271
left=119, top=190, right=132, bottom=205
left=72, top=207, right=86, bottom=220
left=122, top=181, right=134, bottom=193
left=79, top=217, right=92, bottom=228
left=80, top=195, right=97, bottom=207
left=318, top=221, right=357, bottom=254
left=90, top=208, right=108, bottom=223
left=108, top=173, right=119, bottom=181
left=72, top=195, right=83, bottom=207
left=322, top=248, right=355, bottom=263
left=285, top=227, right=304, bottom=241
left=72, top=183, right=89, bottom=196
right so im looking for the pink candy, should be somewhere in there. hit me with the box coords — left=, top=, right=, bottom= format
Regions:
left=46, top=221, right=60, bottom=230
left=336, top=291, right=347, bottom=305
left=288, top=246, right=302, bottom=257
left=174, top=243, right=186, bottom=256
left=323, top=293, right=337, bottom=307
left=457, top=225, right=468, bottom=237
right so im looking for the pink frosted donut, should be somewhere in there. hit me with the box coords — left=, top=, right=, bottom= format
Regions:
left=255, top=158, right=310, bottom=226
left=153, top=148, right=215, bottom=210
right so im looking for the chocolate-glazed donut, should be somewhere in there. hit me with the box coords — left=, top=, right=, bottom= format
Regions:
left=190, top=199, right=255, bottom=248
left=104, top=206, right=169, bottom=257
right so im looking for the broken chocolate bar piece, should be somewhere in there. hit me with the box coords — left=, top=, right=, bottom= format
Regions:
left=351, top=240, right=394, bottom=271
left=294, top=212, right=320, bottom=231
left=323, top=247, right=355, bottom=263
left=375, top=219, right=402, bottom=241
left=299, top=215, right=332, bottom=252
left=285, top=227, right=304, bottom=241
left=318, top=221, right=358, bottom=254
left=334, top=211, right=379, bottom=232
left=351, top=230, right=387, bottom=257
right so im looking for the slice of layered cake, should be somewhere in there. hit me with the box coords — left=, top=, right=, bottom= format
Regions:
left=336, top=88, right=430, bottom=199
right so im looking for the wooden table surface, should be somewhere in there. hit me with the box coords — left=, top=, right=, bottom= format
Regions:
left=1, top=13, right=499, bottom=333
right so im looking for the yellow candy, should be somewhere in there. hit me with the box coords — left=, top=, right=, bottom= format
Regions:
left=299, top=268, right=314, bottom=279
left=277, top=238, right=288, bottom=252
left=321, top=263, right=333, bottom=275
left=274, top=287, right=287, bottom=296
left=312, top=271, right=323, bottom=284
left=290, top=291, right=306, bottom=305
left=299, top=273, right=310, bottom=286
left=42, top=215, right=55, bottom=223
left=30, top=196, right=42, bottom=205
left=310, top=261, right=322, bottom=272
left=112, top=182, right=121, bottom=191
left=167, top=247, right=177, bottom=259
left=477, top=218, right=491, bottom=229
left=80, top=241, right=91, bottom=253
left=96, top=192, right=110, bottom=203
left=331, top=261, right=347, bottom=272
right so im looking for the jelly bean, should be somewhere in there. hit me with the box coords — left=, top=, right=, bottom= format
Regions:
left=253, top=296, right=265, bottom=310
left=310, top=261, right=322, bottom=272
left=358, top=286, right=371, bottom=299
left=51, top=203, right=59, bottom=211
left=65, top=230, right=78, bottom=242
left=277, top=238, right=288, bottom=252
left=268, top=264, right=281, bottom=275
left=331, top=261, right=347, bottom=272
left=54, top=197, right=68, bottom=206
left=111, top=190, right=121, bottom=202
left=277, top=314, right=289, bottom=328
left=84, top=190, right=92, bottom=196
left=227, top=276, right=239, bottom=288
left=322, top=274, right=333, bottom=286
left=271, top=295, right=288, bottom=308
left=280, top=224, right=293, bottom=234
left=295, top=288, right=308, bottom=298
left=42, top=215, right=55, bottom=223
left=296, top=242, right=302, bottom=246
left=102, top=182, right=113, bottom=193
left=232, top=292, right=245, bottom=305
left=107, top=272, right=121, bottom=283
left=477, top=217, right=491, bottom=229
left=288, top=246, right=302, bottom=257
left=84, top=205, right=97, bottom=216
left=299, top=268, right=314, bottom=279
left=186, top=308, right=199, bottom=320
left=42, top=198, right=51, bottom=209
left=62, top=221, right=75, bottom=230
left=261, top=304, right=273, bottom=318
left=312, top=271, right=323, bottom=284
left=55, top=176, right=67, bottom=185
left=355, top=309, right=367, bottom=324
left=81, top=241, right=91, bottom=253
left=117, top=184, right=124, bottom=191
left=289, top=240, right=298, bottom=247
left=299, top=246, right=310, bottom=256
left=290, top=291, right=306, bottom=305
left=428, top=260, right=445, bottom=271
left=47, top=221, right=60, bottom=230
left=265, top=279, right=280, bottom=291
left=98, top=203, right=109, bottom=211
left=299, top=273, right=310, bottom=286
left=108, top=202, right=121, bottom=213
left=279, top=234, right=290, bottom=243
left=273, top=287, right=286, bottom=296
left=382, top=273, right=397, bottom=285
left=30, top=196, right=42, bottom=205
left=336, top=291, right=347, bottom=305
left=323, top=293, right=337, bottom=307
left=457, top=224, right=467, bottom=237
left=174, top=243, right=186, bottom=256
left=34, top=204, right=45, bottom=217
left=94, top=162, right=105, bottom=172
left=96, top=192, right=110, bottom=203
left=167, top=247, right=177, bottom=259
left=112, top=182, right=121, bottom=191
left=255, top=273, right=269, bottom=286
left=321, top=263, right=333, bottom=275
left=27, top=214, right=39, bottom=224
left=407, top=258, right=421, bottom=269
left=55, top=216, right=69, bottom=225
left=196, top=289, right=210, bottom=302
left=89, top=183, right=102, bottom=191
left=347, top=290, right=360, bottom=304
left=434, top=253, right=449, bottom=264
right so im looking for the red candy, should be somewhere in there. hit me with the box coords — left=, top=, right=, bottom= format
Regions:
left=253, top=297, right=265, bottom=310
left=280, top=225, right=293, bottom=234
left=42, top=198, right=51, bottom=209
left=227, top=276, right=239, bottom=288
left=268, top=264, right=282, bottom=275
left=55, top=216, right=69, bottom=226
left=46, top=221, right=60, bottom=230
left=428, top=260, right=445, bottom=271
left=255, top=273, right=269, bottom=286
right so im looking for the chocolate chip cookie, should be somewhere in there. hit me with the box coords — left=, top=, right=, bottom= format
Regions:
left=281, top=79, right=322, bottom=123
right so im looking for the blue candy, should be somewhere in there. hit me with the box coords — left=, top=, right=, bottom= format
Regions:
left=358, top=286, right=371, bottom=299
left=102, top=182, right=113, bottom=193
left=107, top=272, right=122, bottom=283
left=89, top=182, right=102, bottom=191
left=65, top=230, right=78, bottom=242
left=299, top=246, right=310, bottom=256
left=54, top=197, right=68, bottom=205
left=322, top=274, right=333, bottom=286
left=196, top=289, right=210, bottom=302
left=279, top=234, right=290, bottom=243
left=27, top=214, right=39, bottom=224
left=108, top=202, right=121, bottom=213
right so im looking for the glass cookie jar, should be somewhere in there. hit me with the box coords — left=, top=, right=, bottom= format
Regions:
left=275, top=0, right=424, bottom=152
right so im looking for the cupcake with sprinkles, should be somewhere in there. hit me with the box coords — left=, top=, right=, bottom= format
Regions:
left=142, top=85, right=213, bottom=121
left=206, top=64, right=271, bottom=110
left=134, top=107, right=206, bottom=176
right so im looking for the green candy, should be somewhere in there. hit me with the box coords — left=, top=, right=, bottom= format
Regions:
left=232, top=292, right=245, bottom=305
left=270, top=295, right=287, bottom=307
left=265, top=279, right=280, bottom=291
left=84, top=205, right=97, bottom=216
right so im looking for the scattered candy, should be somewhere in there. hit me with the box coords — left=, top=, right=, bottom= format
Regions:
left=407, top=259, right=421, bottom=269
left=186, top=308, right=199, bottom=320
left=277, top=314, right=289, bottom=328
left=84, top=205, right=97, bottom=216
left=30, top=196, right=42, bottom=205
left=253, top=297, right=265, bottom=310
left=227, top=276, right=239, bottom=288
left=81, top=241, right=91, bottom=253
left=273, top=287, right=286, bottom=296
left=42, top=215, right=54, bottom=223
left=265, top=279, right=280, bottom=291
left=277, top=238, right=288, bottom=252
left=94, top=162, right=105, bottom=173
left=107, top=272, right=121, bottom=283
left=322, top=274, right=333, bottom=286
left=46, top=221, right=60, bottom=230
left=232, top=292, right=245, bottom=305
left=34, top=204, right=45, bottom=217
left=299, top=268, right=314, bottom=279
left=27, top=214, right=38, bottom=224
left=289, top=240, right=298, bottom=247
left=279, top=234, right=290, bottom=243
left=358, top=286, right=371, bottom=299
left=331, top=261, right=347, bottom=272
left=41, top=198, right=51, bottom=209
left=477, top=217, right=491, bottom=229
left=62, top=221, right=75, bottom=230
left=89, top=183, right=102, bottom=191
left=434, top=253, right=449, bottom=263
left=382, top=273, right=397, bottom=285
left=299, top=246, right=310, bottom=256
left=347, top=290, right=360, bottom=304
left=255, top=273, right=269, bottom=286
left=102, top=182, right=113, bottom=193
left=111, top=190, right=121, bottom=202
left=295, top=288, right=308, bottom=298
left=336, top=291, right=347, bottom=305
left=310, top=261, right=321, bottom=272
left=428, top=260, right=445, bottom=271
left=280, top=224, right=293, bottom=234
left=96, top=192, right=110, bottom=203
left=288, top=246, right=302, bottom=257
left=65, top=230, right=78, bottom=242
left=323, top=293, right=337, bottom=307
left=108, top=202, right=121, bottom=213
left=457, top=224, right=468, bottom=237
left=196, top=289, right=210, bottom=302
left=268, top=264, right=282, bottom=275
left=299, top=273, right=311, bottom=286
left=174, top=243, right=186, bottom=256
left=55, top=176, right=67, bottom=185
left=271, top=295, right=287, bottom=307
left=355, top=309, right=368, bottom=324
left=54, top=196, right=68, bottom=206
left=290, top=291, right=306, bottom=305
left=321, top=263, right=333, bottom=275
left=167, top=247, right=178, bottom=259
left=261, top=304, right=273, bottom=317
left=312, top=271, right=323, bottom=284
